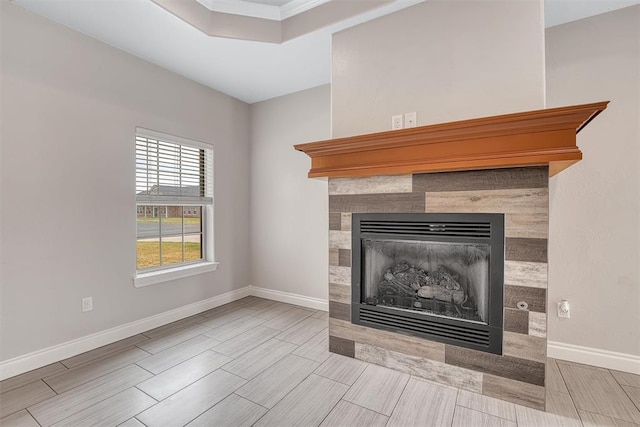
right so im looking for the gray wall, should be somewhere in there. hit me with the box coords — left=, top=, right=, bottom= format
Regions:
left=332, top=0, right=545, bottom=137
left=249, top=85, right=330, bottom=300
left=0, top=2, right=251, bottom=361
left=546, top=6, right=640, bottom=356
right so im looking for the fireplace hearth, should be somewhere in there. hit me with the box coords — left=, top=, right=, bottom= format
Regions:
left=352, top=213, right=504, bottom=355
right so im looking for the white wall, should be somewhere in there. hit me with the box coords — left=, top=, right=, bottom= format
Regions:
left=546, top=6, right=640, bottom=357
left=332, top=0, right=545, bottom=137
left=249, top=85, right=330, bottom=301
left=0, top=2, right=250, bottom=361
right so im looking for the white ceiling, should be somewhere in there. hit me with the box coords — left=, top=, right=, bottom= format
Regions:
left=12, top=0, right=640, bottom=104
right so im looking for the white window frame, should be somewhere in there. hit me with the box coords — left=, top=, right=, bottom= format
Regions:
left=133, top=127, right=218, bottom=287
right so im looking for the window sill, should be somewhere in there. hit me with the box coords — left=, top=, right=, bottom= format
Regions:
left=133, top=262, right=219, bottom=288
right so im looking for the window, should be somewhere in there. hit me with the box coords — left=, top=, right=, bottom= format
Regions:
left=134, top=128, right=216, bottom=285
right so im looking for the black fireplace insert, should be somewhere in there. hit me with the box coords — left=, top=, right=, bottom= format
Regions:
left=351, top=213, right=504, bottom=355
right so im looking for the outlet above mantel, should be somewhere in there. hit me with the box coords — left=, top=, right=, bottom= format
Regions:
left=294, top=101, right=609, bottom=178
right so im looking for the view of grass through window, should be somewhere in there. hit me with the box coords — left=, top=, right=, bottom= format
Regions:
left=136, top=205, right=203, bottom=270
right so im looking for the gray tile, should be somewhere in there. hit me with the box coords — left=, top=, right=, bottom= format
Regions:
left=198, top=302, right=247, bottom=319
left=276, top=317, right=327, bottom=345
left=546, top=389, right=580, bottom=420
left=329, top=283, right=350, bottom=304
left=505, top=237, right=548, bottom=263
left=558, top=360, right=640, bottom=423
left=136, top=335, right=218, bottom=374
left=356, top=343, right=483, bottom=393
left=504, top=285, right=546, bottom=313
left=141, top=316, right=202, bottom=338
left=329, top=248, right=340, bottom=266
left=211, top=325, right=280, bottom=358
left=320, top=400, right=388, bottom=427
left=456, top=389, right=516, bottom=421
left=329, top=230, right=351, bottom=251
left=329, top=175, right=413, bottom=195
left=247, top=303, right=296, bottom=321
left=198, top=308, right=255, bottom=328
left=28, top=364, right=152, bottom=427
left=222, top=338, right=297, bottom=380
left=482, top=374, right=545, bottom=410
left=329, top=318, right=445, bottom=362
left=445, top=344, right=545, bottom=387
left=504, top=308, right=529, bottom=334
left=579, top=410, right=640, bottom=427
left=0, top=380, right=55, bottom=419
left=261, top=307, right=314, bottom=331
left=240, top=298, right=279, bottom=312
left=329, top=212, right=342, bottom=230
left=387, top=378, right=457, bottom=426
left=343, top=364, right=410, bottom=416
left=329, top=335, right=354, bottom=358
left=515, top=404, right=582, bottom=427
left=546, top=358, right=569, bottom=394
left=136, top=323, right=211, bottom=354
left=329, top=266, right=351, bottom=286
left=117, top=419, right=146, bottom=427
left=43, top=346, right=150, bottom=393
left=613, top=371, right=640, bottom=388
left=328, top=301, right=350, bottom=321
left=0, top=410, right=40, bottom=427
left=314, top=354, right=367, bottom=386
left=203, top=315, right=267, bottom=342
left=311, top=310, right=329, bottom=320
left=61, top=335, right=149, bottom=368
left=186, top=393, right=267, bottom=427
left=50, top=387, right=156, bottom=427
left=329, top=230, right=351, bottom=250
left=255, top=374, right=348, bottom=427
left=341, top=213, right=352, bottom=231
left=235, top=354, right=320, bottom=409
left=136, top=350, right=231, bottom=400
left=503, top=331, right=546, bottom=364
left=338, top=249, right=351, bottom=267
left=412, top=167, right=548, bottom=192
left=528, top=311, right=547, bottom=338
left=452, top=406, right=516, bottom=427
left=0, top=363, right=67, bottom=393
left=137, top=369, right=246, bottom=427
left=330, top=192, right=425, bottom=213
left=504, top=260, right=547, bottom=289
left=292, top=329, right=331, bottom=363
left=425, top=188, right=548, bottom=239
left=624, top=386, right=640, bottom=410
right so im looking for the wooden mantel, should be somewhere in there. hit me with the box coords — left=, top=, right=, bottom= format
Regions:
left=294, top=101, right=609, bottom=178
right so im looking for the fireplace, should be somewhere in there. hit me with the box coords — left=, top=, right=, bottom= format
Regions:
left=294, top=102, right=608, bottom=410
left=352, top=213, right=504, bottom=354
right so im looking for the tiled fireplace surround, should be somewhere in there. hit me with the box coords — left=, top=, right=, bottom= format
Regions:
left=327, top=167, right=549, bottom=410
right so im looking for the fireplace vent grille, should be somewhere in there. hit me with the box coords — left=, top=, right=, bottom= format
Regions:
left=359, top=306, right=491, bottom=347
left=360, top=220, right=491, bottom=239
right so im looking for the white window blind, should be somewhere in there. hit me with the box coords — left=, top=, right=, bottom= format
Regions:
left=135, top=128, right=213, bottom=205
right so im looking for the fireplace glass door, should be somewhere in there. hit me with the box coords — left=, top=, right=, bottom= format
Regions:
left=352, top=213, right=504, bottom=355
left=362, top=239, right=490, bottom=324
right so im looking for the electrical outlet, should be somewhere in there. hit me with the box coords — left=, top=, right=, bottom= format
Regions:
left=557, top=300, right=570, bottom=319
left=82, top=297, right=93, bottom=312
left=392, top=114, right=403, bottom=130
left=404, top=112, right=417, bottom=128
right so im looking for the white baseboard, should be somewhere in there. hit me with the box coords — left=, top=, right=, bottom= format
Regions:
left=248, top=285, right=328, bottom=312
left=548, top=340, right=640, bottom=374
left=0, top=287, right=251, bottom=381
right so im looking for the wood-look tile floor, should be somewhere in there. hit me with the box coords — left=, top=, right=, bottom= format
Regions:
left=1, top=297, right=639, bottom=427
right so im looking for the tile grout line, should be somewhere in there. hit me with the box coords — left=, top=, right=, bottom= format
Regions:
left=25, top=407, right=44, bottom=427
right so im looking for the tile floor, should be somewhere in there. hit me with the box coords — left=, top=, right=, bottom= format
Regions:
left=1, top=297, right=639, bottom=426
